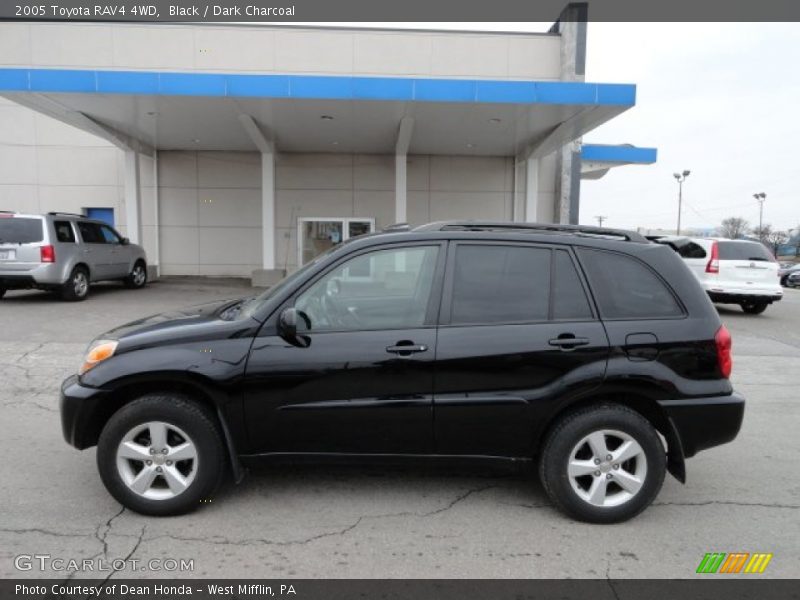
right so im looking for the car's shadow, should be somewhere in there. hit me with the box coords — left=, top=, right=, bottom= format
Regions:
left=2, top=283, right=139, bottom=303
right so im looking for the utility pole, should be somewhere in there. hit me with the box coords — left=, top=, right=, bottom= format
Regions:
left=594, top=216, right=607, bottom=227
left=753, top=192, right=766, bottom=234
left=673, top=170, right=691, bottom=235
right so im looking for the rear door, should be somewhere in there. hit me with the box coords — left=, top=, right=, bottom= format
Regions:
left=433, top=242, right=610, bottom=458
left=0, top=215, right=46, bottom=272
left=717, top=241, right=779, bottom=292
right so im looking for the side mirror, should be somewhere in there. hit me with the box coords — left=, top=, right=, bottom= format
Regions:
left=121, top=237, right=130, bottom=245
left=279, top=307, right=298, bottom=338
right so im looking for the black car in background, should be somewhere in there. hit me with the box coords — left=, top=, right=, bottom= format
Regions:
left=60, top=222, right=744, bottom=523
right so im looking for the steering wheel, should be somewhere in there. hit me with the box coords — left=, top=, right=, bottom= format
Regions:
left=320, top=278, right=361, bottom=328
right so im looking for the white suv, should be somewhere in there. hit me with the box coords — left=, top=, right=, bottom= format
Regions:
left=656, top=237, right=783, bottom=314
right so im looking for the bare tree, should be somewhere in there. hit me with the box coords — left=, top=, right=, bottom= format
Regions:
left=764, top=229, right=789, bottom=255
left=751, top=223, right=772, bottom=243
left=718, top=217, right=750, bottom=240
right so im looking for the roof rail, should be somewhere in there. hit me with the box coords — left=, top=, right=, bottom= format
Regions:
left=419, top=221, right=649, bottom=243
left=382, top=222, right=411, bottom=232
left=47, top=212, right=87, bottom=219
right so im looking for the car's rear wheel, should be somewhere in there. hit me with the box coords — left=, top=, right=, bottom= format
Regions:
left=60, top=266, right=90, bottom=301
left=539, top=404, right=666, bottom=523
left=125, top=260, right=147, bottom=289
left=740, top=301, right=768, bottom=315
left=97, top=394, right=226, bottom=516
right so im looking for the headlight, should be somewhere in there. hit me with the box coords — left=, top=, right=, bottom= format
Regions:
left=79, top=339, right=118, bottom=375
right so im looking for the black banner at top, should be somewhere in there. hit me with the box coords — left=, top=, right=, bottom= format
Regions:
left=2, top=0, right=800, bottom=22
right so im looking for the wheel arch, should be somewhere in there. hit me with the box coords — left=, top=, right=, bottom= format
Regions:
left=82, top=376, right=244, bottom=482
left=536, top=389, right=686, bottom=483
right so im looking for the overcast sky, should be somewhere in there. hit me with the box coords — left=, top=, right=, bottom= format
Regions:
left=303, top=22, right=799, bottom=233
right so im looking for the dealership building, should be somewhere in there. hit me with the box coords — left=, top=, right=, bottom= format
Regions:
left=0, top=5, right=656, bottom=283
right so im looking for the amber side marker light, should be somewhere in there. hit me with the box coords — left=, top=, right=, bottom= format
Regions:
left=79, top=340, right=118, bottom=375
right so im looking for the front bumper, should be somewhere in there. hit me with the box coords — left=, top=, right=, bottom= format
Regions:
left=658, top=392, right=745, bottom=458
left=60, top=374, right=110, bottom=449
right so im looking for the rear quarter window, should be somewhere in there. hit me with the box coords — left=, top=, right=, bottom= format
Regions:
left=577, top=248, right=684, bottom=320
left=0, top=217, right=44, bottom=244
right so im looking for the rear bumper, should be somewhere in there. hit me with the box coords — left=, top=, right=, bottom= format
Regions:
left=659, top=392, right=745, bottom=458
left=60, top=374, right=109, bottom=449
left=707, top=290, right=783, bottom=304
left=0, top=263, right=67, bottom=287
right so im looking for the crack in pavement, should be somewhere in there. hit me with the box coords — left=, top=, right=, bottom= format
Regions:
left=86, top=525, right=146, bottom=599
left=0, top=527, right=94, bottom=540
left=605, top=558, right=621, bottom=600
left=15, top=343, right=46, bottom=364
left=95, top=506, right=127, bottom=559
left=143, top=485, right=497, bottom=549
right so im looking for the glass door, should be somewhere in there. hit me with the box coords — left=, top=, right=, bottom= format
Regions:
left=298, top=218, right=375, bottom=266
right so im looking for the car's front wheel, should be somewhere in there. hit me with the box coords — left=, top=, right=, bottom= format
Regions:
left=97, top=394, right=226, bottom=516
left=740, top=301, right=768, bottom=315
left=125, top=260, right=147, bottom=289
left=539, top=404, right=666, bottom=523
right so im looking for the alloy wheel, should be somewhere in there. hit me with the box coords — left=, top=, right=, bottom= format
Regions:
left=73, top=271, right=88, bottom=297
left=132, top=264, right=146, bottom=286
left=115, top=421, right=198, bottom=500
left=567, top=429, right=648, bottom=508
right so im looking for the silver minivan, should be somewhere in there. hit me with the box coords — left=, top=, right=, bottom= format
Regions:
left=0, top=212, right=147, bottom=301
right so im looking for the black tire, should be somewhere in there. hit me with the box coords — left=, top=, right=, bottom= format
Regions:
left=740, top=301, right=768, bottom=315
left=97, top=394, right=226, bottom=516
left=60, top=266, right=90, bottom=301
left=539, top=404, right=666, bottom=524
left=0, top=287, right=5, bottom=299
left=124, top=260, right=148, bottom=289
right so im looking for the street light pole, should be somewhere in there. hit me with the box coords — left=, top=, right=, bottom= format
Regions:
left=594, top=215, right=607, bottom=227
left=753, top=192, right=766, bottom=234
left=673, top=170, right=691, bottom=235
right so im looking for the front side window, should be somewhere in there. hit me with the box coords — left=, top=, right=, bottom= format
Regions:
left=295, top=245, right=439, bottom=332
left=577, top=249, right=683, bottom=319
left=100, top=225, right=122, bottom=244
left=450, top=244, right=551, bottom=325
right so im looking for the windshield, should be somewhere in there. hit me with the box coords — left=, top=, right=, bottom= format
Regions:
left=718, top=241, right=775, bottom=262
left=0, top=217, right=44, bottom=244
left=239, top=244, right=342, bottom=320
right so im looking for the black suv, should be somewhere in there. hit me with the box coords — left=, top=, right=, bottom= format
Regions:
left=60, top=222, right=744, bottom=523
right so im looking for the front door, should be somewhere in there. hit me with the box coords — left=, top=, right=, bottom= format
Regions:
left=433, top=243, right=610, bottom=458
left=298, top=218, right=375, bottom=266
left=243, top=243, right=445, bottom=455
left=76, top=221, right=115, bottom=279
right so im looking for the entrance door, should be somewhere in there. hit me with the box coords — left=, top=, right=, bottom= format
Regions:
left=298, top=218, right=375, bottom=266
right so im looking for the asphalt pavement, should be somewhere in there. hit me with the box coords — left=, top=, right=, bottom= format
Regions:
left=1, top=278, right=797, bottom=579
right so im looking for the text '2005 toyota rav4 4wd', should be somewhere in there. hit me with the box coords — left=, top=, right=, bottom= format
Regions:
left=60, top=222, right=745, bottom=523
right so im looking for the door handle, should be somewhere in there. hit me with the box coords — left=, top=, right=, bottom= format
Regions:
left=548, top=335, right=590, bottom=349
left=386, top=343, right=428, bottom=355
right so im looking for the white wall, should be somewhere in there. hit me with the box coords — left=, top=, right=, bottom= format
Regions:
left=157, top=150, right=556, bottom=275
left=0, top=23, right=562, bottom=81
left=0, top=96, right=126, bottom=226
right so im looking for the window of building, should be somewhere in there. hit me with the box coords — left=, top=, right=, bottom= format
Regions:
left=577, top=249, right=683, bottom=319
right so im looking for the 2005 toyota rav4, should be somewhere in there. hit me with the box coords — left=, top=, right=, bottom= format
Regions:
left=60, top=222, right=745, bottom=523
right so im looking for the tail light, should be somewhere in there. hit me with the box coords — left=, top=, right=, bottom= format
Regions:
left=715, top=325, right=732, bottom=378
left=706, top=241, right=719, bottom=273
left=40, top=245, right=55, bottom=263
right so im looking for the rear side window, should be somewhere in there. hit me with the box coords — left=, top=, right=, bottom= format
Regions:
left=54, top=221, right=76, bottom=243
left=718, top=241, right=774, bottom=262
left=577, top=249, right=683, bottom=319
left=77, top=222, right=104, bottom=244
left=450, top=244, right=550, bottom=324
left=677, top=241, right=707, bottom=259
left=0, top=217, right=43, bottom=244
left=553, top=250, right=593, bottom=320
